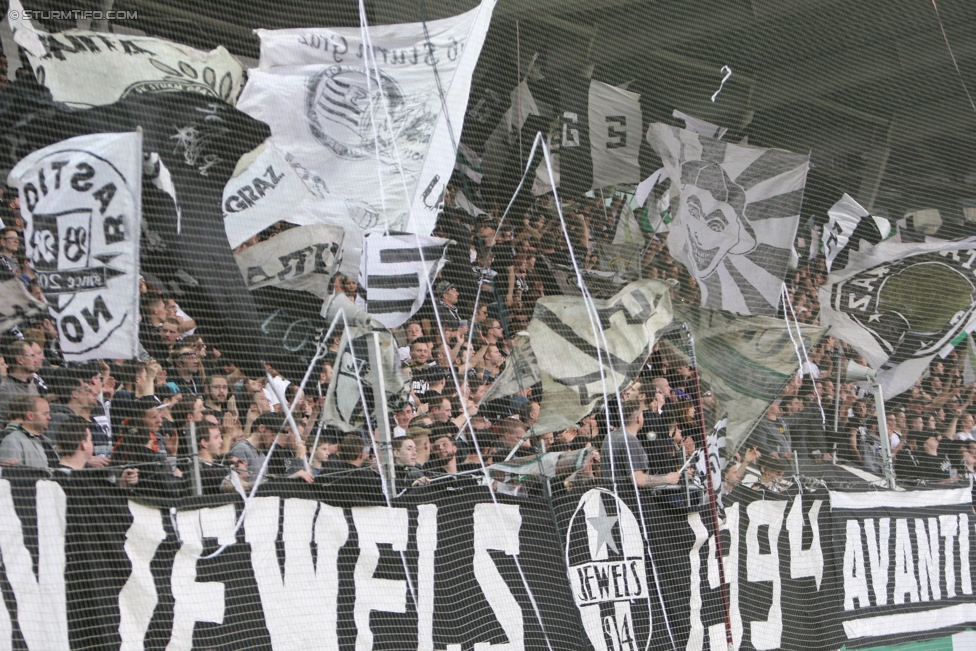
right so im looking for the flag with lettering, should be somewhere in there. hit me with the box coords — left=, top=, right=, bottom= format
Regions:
left=822, top=193, right=892, bottom=272
left=819, top=237, right=976, bottom=397
left=8, top=132, right=142, bottom=360
left=0, top=278, right=45, bottom=333
left=8, top=0, right=244, bottom=108
left=236, top=0, right=495, bottom=238
left=558, top=76, right=642, bottom=197
left=646, top=123, right=809, bottom=315
left=481, top=279, right=674, bottom=435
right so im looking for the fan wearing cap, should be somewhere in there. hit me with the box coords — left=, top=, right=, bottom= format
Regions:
left=752, top=455, right=792, bottom=493
left=435, top=280, right=461, bottom=330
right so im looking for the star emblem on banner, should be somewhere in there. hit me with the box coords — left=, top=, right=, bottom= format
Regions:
left=587, top=498, right=619, bottom=555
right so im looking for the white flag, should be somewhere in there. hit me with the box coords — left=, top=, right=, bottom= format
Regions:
left=646, top=122, right=809, bottom=315
left=234, top=223, right=343, bottom=299
left=8, top=0, right=244, bottom=107
left=237, top=0, right=495, bottom=237
left=481, top=279, right=674, bottom=435
left=0, top=279, right=45, bottom=333
left=822, top=193, right=892, bottom=272
left=360, top=233, right=452, bottom=329
left=557, top=78, right=642, bottom=196
left=9, top=132, right=143, bottom=360
left=819, top=237, right=976, bottom=397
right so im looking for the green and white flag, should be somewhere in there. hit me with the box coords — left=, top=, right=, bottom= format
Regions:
left=482, top=279, right=674, bottom=436
left=674, top=304, right=826, bottom=455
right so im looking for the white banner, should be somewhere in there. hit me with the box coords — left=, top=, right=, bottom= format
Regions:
left=234, top=223, right=344, bottom=299
left=237, top=0, right=495, bottom=237
left=9, top=132, right=143, bottom=360
left=360, top=233, right=452, bottom=329
left=8, top=0, right=244, bottom=107
left=587, top=80, right=642, bottom=190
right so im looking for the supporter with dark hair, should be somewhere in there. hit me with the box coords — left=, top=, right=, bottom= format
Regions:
left=0, top=227, right=20, bottom=280
left=601, top=398, right=680, bottom=488
left=0, top=339, right=41, bottom=424
left=229, top=411, right=313, bottom=483
left=170, top=345, right=204, bottom=396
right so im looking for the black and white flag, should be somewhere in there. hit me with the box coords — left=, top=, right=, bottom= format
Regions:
left=223, top=139, right=380, bottom=278
left=822, top=193, right=892, bottom=272
left=482, top=279, right=674, bottom=435
left=646, top=123, right=809, bottom=315
left=321, top=294, right=411, bottom=431
left=819, top=237, right=976, bottom=397
left=360, top=233, right=452, bottom=329
left=8, top=0, right=244, bottom=108
left=236, top=0, right=495, bottom=237
left=234, top=223, right=343, bottom=299
left=558, top=76, right=642, bottom=197
left=9, top=132, right=142, bottom=360
left=0, top=278, right=45, bottom=333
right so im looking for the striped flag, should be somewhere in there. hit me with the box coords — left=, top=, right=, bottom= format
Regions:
left=359, top=233, right=454, bottom=329
left=481, top=279, right=674, bottom=435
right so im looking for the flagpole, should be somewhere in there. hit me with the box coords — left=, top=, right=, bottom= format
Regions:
left=683, top=322, right=734, bottom=651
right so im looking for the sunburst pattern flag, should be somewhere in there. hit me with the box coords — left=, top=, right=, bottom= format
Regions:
left=646, top=123, right=809, bottom=315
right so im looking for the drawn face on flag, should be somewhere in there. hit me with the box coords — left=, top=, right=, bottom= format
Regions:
left=679, top=160, right=755, bottom=278
left=305, top=65, right=436, bottom=166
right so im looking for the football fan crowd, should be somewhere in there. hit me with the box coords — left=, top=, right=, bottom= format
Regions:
left=1, top=182, right=974, bottom=501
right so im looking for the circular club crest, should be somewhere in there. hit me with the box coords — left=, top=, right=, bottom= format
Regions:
left=21, top=148, right=135, bottom=353
left=304, top=65, right=404, bottom=161
left=833, top=253, right=976, bottom=366
left=565, top=488, right=654, bottom=651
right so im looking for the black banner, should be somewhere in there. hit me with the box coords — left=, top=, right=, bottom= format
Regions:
left=2, top=473, right=976, bottom=650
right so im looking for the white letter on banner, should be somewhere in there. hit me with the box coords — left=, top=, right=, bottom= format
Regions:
left=0, top=480, right=68, bottom=650
left=686, top=512, right=709, bottom=651
left=416, top=504, right=438, bottom=651
left=745, top=500, right=785, bottom=650
left=474, top=504, right=525, bottom=651
left=864, top=518, right=890, bottom=607
left=472, top=503, right=524, bottom=651
left=962, top=514, right=972, bottom=595
left=315, top=504, right=349, bottom=651
left=893, top=519, right=919, bottom=605
left=842, top=521, right=870, bottom=610
left=247, top=497, right=347, bottom=650
left=707, top=502, right=742, bottom=651
left=166, top=504, right=237, bottom=651
left=940, top=514, right=959, bottom=599
left=915, top=518, right=940, bottom=602
left=352, top=507, right=409, bottom=651
left=786, top=496, right=823, bottom=589
left=119, top=501, right=167, bottom=651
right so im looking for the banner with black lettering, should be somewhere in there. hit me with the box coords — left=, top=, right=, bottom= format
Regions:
left=558, top=76, right=642, bottom=198
left=234, top=223, right=343, bottom=299
left=818, top=237, right=976, bottom=398
left=236, top=0, right=496, bottom=237
left=8, top=131, right=142, bottom=360
left=8, top=0, right=245, bottom=108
